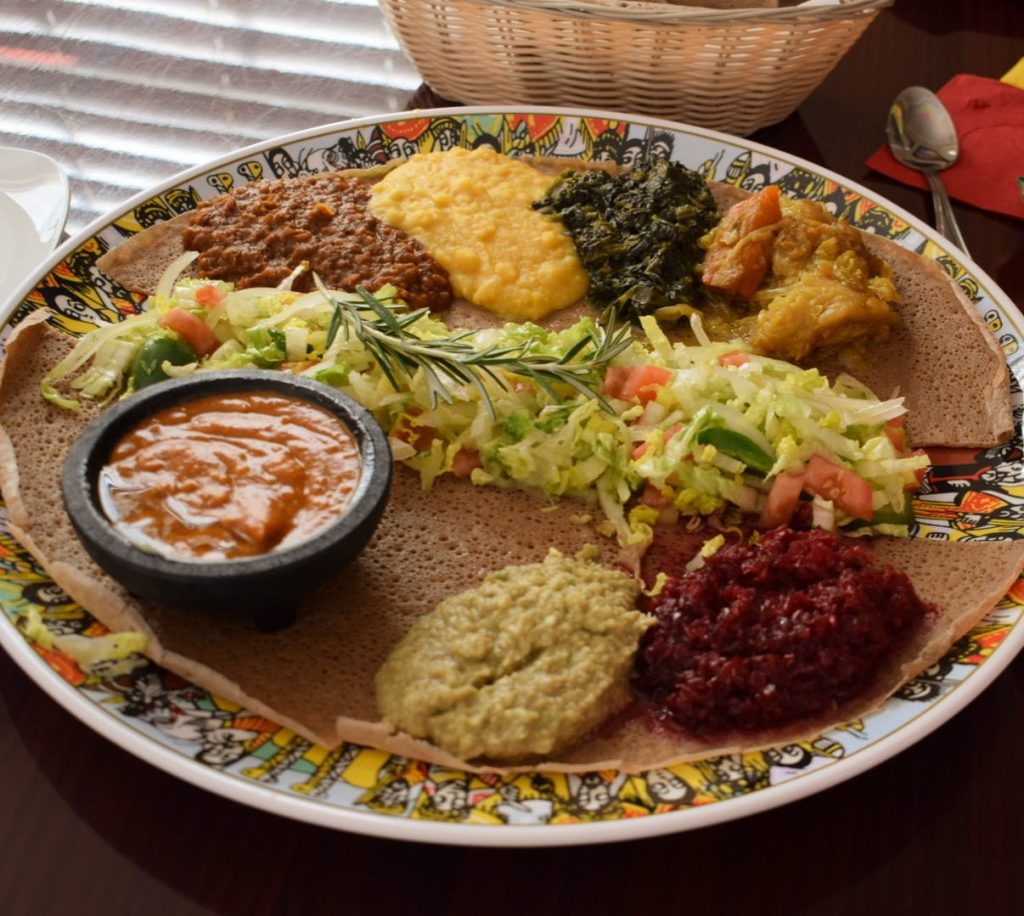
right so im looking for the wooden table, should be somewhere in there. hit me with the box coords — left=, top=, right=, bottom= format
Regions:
left=2, top=2, right=1024, bottom=914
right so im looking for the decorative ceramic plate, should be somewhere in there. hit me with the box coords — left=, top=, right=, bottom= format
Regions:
left=1, top=108, right=1022, bottom=847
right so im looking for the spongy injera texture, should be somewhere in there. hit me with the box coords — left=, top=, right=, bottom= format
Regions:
left=95, top=212, right=195, bottom=297
left=3, top=316, right=1024, bottom=772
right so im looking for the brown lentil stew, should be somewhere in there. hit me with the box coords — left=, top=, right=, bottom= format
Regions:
left=181, top=172, right=453, bottom=310
left=633, top=527, right=937, bottom=737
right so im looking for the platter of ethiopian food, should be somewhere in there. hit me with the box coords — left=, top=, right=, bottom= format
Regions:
left=2, top=108, right=1024, bottom=845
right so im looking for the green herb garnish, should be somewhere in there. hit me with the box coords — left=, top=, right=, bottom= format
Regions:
left=316, top=278, right=632, bottom=417
left=533, top=158, right=720, bottom=321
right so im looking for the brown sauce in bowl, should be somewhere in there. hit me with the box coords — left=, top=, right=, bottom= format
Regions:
left=100, top=391, right=361, bottom=560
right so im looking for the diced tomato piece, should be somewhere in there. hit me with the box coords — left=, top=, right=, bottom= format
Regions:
left=621, top=365, right=673, bottom=404
left=884, top=417, right=908, bottom=453
left=603, top=365, right=672, bottom=403
left=735, top=185, right=781, bottom=231
left=601, top=365, right=631, bottom=400
left=759, top=471, right=805, bottom=528
left=718, top=350, right=750, bottom=368
left=884, top=418, right=930, bottom=490
left=632, top=422, right=684, bottom=461
left=451, top=448, right=482, bottom=479
left=160, top=308, right=219, bottom=357
left=702, top=186, right=783, bottom=298
left=909, top=449, right=929, bottom=491
left=803, top=454, right=874, bottom=521
left=194, top=284, right=223, bottom=307
left=882, top=419, right=929, bottom=491
left=635, top=384, right=664, bottom=406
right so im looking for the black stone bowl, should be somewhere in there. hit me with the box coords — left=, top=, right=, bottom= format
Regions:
left=62, top=370, right=392, bottom=631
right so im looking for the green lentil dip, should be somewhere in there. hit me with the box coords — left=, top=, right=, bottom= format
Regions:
left=375, top=549, right=650, bottom=762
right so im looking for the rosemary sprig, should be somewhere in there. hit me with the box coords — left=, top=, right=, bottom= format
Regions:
left=315, top=278, right=633, bottom=417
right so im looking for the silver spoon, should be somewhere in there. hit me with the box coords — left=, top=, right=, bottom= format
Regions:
left=886, top=86, right=969, bottom=255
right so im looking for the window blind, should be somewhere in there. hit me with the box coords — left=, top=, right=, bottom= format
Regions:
left=0, top=0, right=420, bottom=235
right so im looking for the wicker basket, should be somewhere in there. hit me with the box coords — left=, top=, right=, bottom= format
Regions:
left=378, top=0, right=893, bottom=136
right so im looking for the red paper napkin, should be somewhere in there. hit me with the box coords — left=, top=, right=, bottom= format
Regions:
left=866, top=74, right=1024, bottom=221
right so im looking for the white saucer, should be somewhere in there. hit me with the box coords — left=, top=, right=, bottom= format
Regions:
left=0, top=147, right=70, bottom=289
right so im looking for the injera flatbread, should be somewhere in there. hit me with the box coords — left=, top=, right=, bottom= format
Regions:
left=3, top=313, right=1024, bottom=773
left=96, top=212, right=194, bottom=295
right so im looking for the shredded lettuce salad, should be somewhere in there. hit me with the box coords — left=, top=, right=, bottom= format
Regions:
left=44, top=269, right=928, bottom=548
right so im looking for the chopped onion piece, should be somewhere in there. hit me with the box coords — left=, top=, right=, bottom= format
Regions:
left=160, top=360, right=198, bottom=379
left=277, top=262, right=308, bottom=291
left=812, top=495, right=836, bottom=531
left=709, top=451, right=746, bottom=475
left=689, top=312, right=711, bottom=347
left=154, top=251, right=199, bottom=303
left=285, top=326, right=308, bottom=362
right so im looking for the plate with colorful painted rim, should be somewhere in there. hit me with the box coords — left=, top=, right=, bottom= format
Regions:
left=1, top=107, right=1022, bottom=847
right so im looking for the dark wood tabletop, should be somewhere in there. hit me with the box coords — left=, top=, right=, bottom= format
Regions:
left=3, top=2, right=1024, bottom=915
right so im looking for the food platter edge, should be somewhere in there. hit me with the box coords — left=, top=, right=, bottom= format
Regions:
left=2, top=105, right=1023, bottom=846
left=5, top=604, right=1022, bottom=847
left=3, top=105, right=1022, bottom=344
